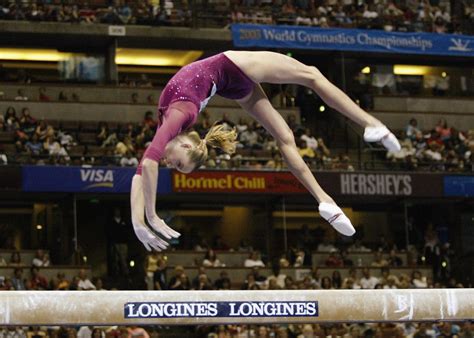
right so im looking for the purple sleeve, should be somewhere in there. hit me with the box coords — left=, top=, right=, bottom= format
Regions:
left=136, top=107, right=195, bottom=175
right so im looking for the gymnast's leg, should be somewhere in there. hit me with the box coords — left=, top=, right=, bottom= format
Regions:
left=237, top=85, right=355, bottom=236
left=225, top=51, right=400, bottom=151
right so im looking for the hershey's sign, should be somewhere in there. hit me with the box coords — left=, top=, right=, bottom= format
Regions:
left=340, top=174, right=412, bottom=196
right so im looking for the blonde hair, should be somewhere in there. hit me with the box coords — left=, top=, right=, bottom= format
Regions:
left=186, top=123, right=237, bottom=170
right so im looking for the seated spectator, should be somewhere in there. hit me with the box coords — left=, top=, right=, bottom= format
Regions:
left=115, top=135, right=135, bottom=156
left=348, top=240, right=371, bottom=252
left=0, top=277, right=13, bottom=290
left=202, top=249, right=224, bottom=268
left=0, top=255, right=6, bottom=266
left=29, top=267, right=48, bottom=290
left=169, top=272, right=190, bottom=290
left=317, top=239, right=336, bottom=252
left=153, top=256, right=167, bottom=291
left=4, top=107, right=18, bottom=131
left=300, top=128, right=318, bottom=150
left=58, top=91, right=68, bottom=101
left=320, top=276, right=333, bottom=289
left=143, top=111, right=157, bottom=129
left=0, top=148, right=7, bottom=165
left=411, top=270, right=427, bottom=288
left=239, top=123, right=262, bottom=149
left=19, top=108, right=36, bottom=135
left=325, top=249, right=343, bottom=267
left=244, top=251, right=265, bottom=268
left=77, top=269, right=96, bottom=290
left=332, top=270, right=343, bottom=289
left=130, top=92, right=139, bottom=104
left=14, top=89, right=28, bottom=101
left=195, top=273, right=213, bottom=290
left=435, top=118, right=451, bottom=142
left=405, top=118, right=421, bottom=141
left=214, top=271, right=231, bottom=290
left=9, top=251, right=24, bottom=267
left=266, top=265, right=286, bottom=289
left=52, top=272, right=70, bottom=290
left=44, top=136, right=69, bottom=160
left=127, top=326, right=149, bottom=338
left=120, top=151, right=139, bottom=167
left=359, top=267, right=379, bottom=289
left=387, top=249, right=403, bottom=267
left=242, top=273, right=259, bottom=290
left=38, top=87, right=51, bottom=102
left=298, top=140, right=316, bottom=160
left=11, top=268, right=26, bottom=290
left=58, top=130, right=75, bottom=148
left=32, top=249, right=50, bottom=267
left=371, top=251, right=388, bottom=267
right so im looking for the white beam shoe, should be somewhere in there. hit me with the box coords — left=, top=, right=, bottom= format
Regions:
left=364, top=125, right=401, bottom=152
left=318, top=202, right=356, bottom=236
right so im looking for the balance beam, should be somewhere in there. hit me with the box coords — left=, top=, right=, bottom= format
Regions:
left=0, top=289, right=472, bottom=325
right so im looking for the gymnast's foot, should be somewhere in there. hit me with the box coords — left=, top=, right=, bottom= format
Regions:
left=319, top=202, right=356, bottom=236
left=364, top=125, right=401, bottom=152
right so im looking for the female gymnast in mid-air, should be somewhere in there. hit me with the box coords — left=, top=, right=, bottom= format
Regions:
left=130, top=51, right=401, bottom=251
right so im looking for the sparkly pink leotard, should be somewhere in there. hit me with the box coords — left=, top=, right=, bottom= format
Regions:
left=136, top=53, right=255, bottom=174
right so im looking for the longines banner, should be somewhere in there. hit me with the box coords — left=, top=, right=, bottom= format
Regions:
left=231, top=24, right=474, bottom=57
left=172, top=171, right=444, bottom=197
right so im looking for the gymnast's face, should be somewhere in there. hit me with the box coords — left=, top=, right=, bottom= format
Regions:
left=164, top=137, right=195, bottom=174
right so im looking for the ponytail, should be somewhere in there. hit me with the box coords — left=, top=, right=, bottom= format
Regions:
left=186, top=123, right=237, bottom=170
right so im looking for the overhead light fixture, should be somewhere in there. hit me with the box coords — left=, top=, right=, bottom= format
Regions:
left=361, top=66, right=370, bottom=74
left=393, top=65, right=430, bottom=76
left=115, top=49, right=203, bottom=67
left=0, top=48, right=80, bottom=62
left=36, top=224, right=43, bottom=230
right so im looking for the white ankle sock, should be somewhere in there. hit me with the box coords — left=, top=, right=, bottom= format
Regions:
left=319, top=202, right=356, bottom=236
left=364, top=125, right=401, bottom=152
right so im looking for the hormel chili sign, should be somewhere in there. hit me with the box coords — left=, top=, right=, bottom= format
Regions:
left=172, top=171, right=444, bottom=197
left=172, top=171, right=306, bottom=193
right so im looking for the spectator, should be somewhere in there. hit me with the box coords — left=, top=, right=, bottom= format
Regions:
left=244, top=251, right=265, bottom=268
left=153, top=256, right=167, bottom=290
left=387, top=249, right=403, bottom=267
left=32, top=249, right=51, bottom=267
left=130, top=92, right=139, bottom=104
left=11, top=268, right=26, bottom=290
left=14, top=89, right=28, bottom=101
left=38, top=87, right=51, bottom=101
left=371, top=251, right=388, bottom=267
left=4, top=107, right=18, bottom=131
left=120, top=151, right=139, bottom=167
left=169, top=272, right=190, bottom=290
left=406, top=118, right=421, bottom=141
left=106, top=208, right=131, bottom=277
left=332, top=270, right=342, bottom=288
left=297, top=140, right=316, bottom=160
left=0, top=147, right=7, bottom=165
left=29, top=267, right=48, bottom=290
left=411, top=270, right=428, bottom=288
left=9, top=251, right=24, bottom=267
left=202, top=249, right=224, bottom=267
left=359, top=268, right=379, bottom=289
left=300, top=128, right=318, bottom=150
left=53, top=272, right=70, bottom=290
left=321, top=276, right=333, bottom=289
left=325, top=249, right=344, bottom=267
left=214, top=271, right=231, bottom=290
left=239, top=122, right=262, bottom=149
left=127, top=326, right=149, bottom=338
left=0, top=255, right=6, bottom=266
left=58, top=91, right=68, bottom=101
left=266, top=265, right=286, bottom=289
left=77, top=269, right=96, bottom=290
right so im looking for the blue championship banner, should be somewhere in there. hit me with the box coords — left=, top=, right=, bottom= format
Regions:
left=444, top=175, right=474, bottom=197
left=231, top=24, right=474, bottom=57
left=22, top=166, right=172, bottom=194
left=125, top=301, right=318, bottom=319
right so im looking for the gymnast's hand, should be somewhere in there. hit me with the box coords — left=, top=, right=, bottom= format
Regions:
left=131, top=174, right=171, bottom=251
left=145, top=213, right=181, bottom=240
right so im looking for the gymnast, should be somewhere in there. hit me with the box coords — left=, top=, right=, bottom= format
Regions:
left=130, top=51, right=401, bottom=251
